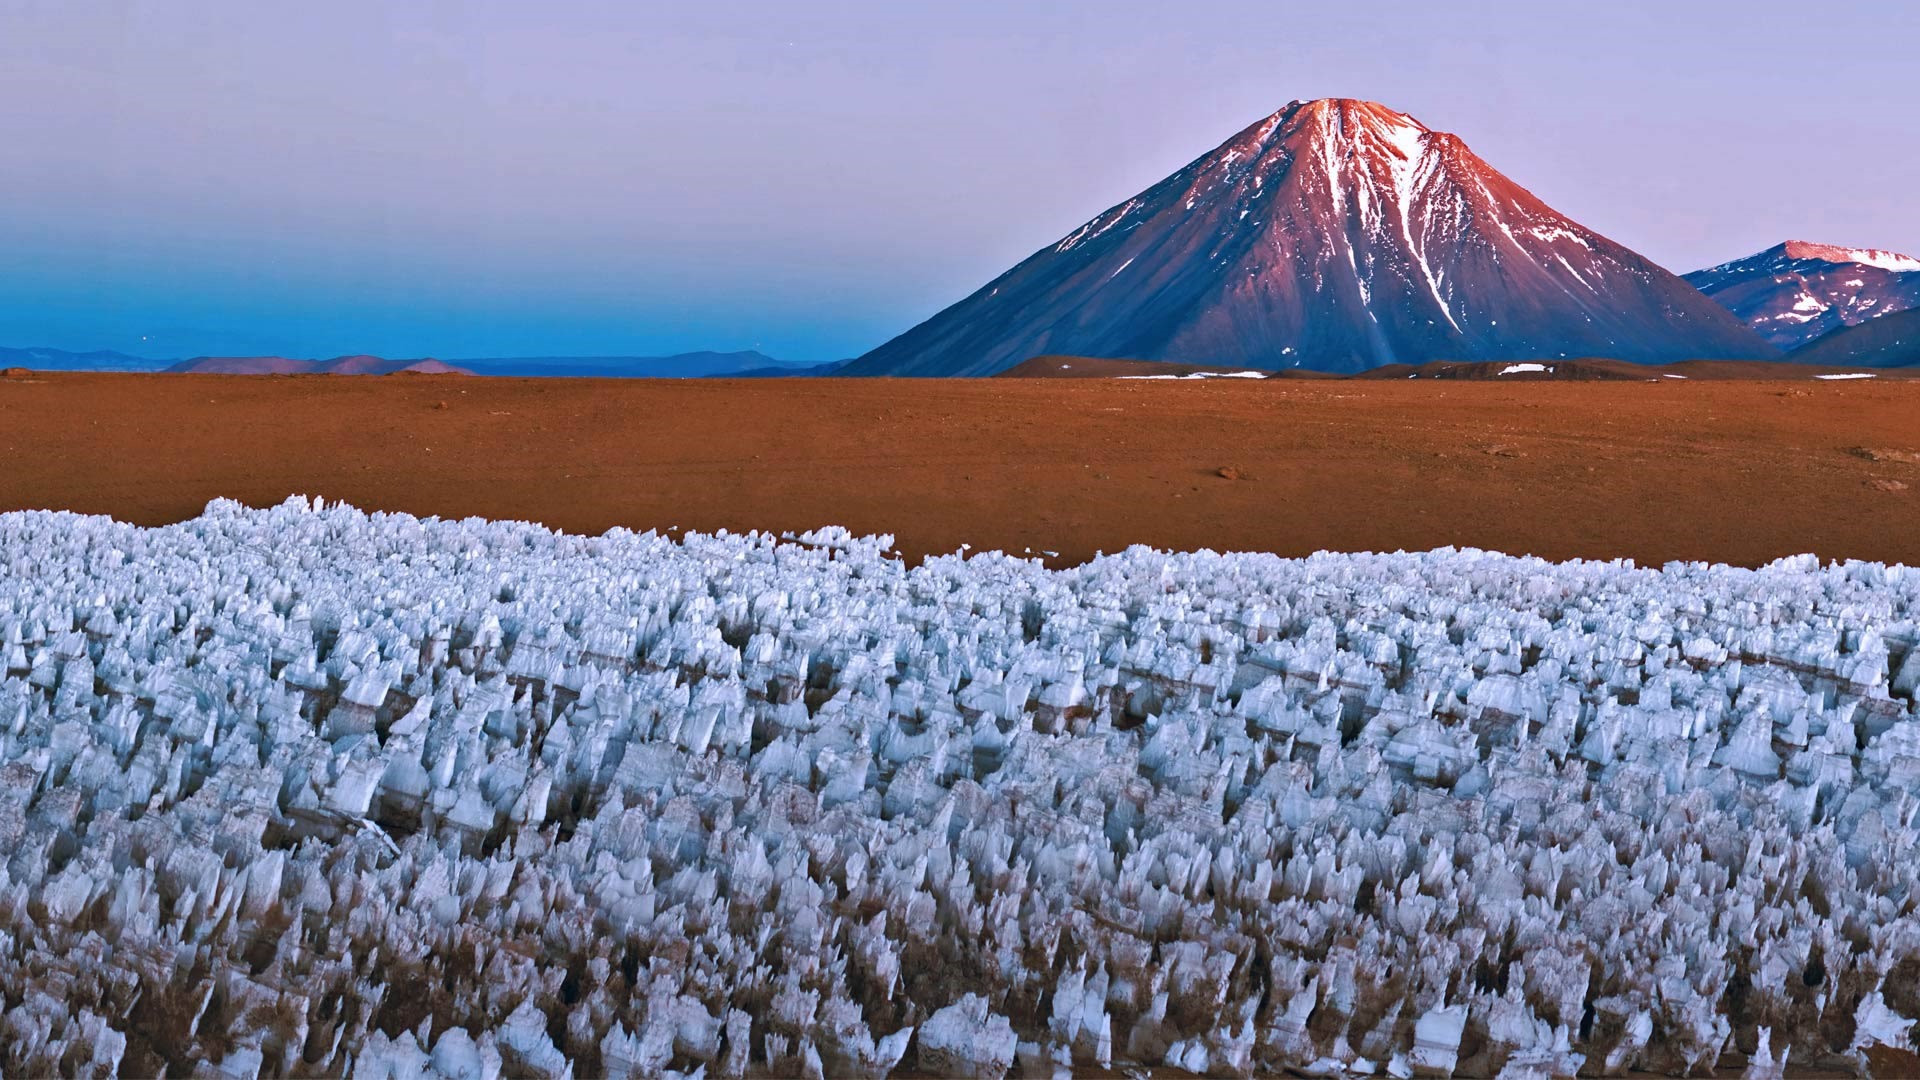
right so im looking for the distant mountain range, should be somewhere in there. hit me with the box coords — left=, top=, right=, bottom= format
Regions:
left=168, top=350, right=816, bottom=377
left=0, top=346, right=173, bottom=372
left=1686, top=241, right=1920, bottom=350
left=453, top=351, right=816, bottom=377
left=167, top=355, right=470, bottom=375
left=3, top=349, right=834, bottom=378
left=845, top=98, right=1777, bottom=376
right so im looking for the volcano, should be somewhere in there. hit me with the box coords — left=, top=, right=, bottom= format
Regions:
left=844, top=98, right=1776, bottom=376
left=1685, top=241, right=1920, bottom=350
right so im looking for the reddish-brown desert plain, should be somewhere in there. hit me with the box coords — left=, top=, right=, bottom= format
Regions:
left=2, top=369, right=1916, bottom=568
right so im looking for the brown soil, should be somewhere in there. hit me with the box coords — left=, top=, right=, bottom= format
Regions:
left=3, top=372, right=1919, bottom=568
left=997, top=355, right=1337, bottom=379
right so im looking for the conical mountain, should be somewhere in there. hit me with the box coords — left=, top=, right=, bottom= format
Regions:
left=845, top=98, right=1777, bottom=376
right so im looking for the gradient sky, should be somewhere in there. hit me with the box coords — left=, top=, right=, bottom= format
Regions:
left=3, top=1, right=1916, bottom=362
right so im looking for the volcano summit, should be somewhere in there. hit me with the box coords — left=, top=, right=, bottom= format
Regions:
left=847, top=98, right=1776, bottom=376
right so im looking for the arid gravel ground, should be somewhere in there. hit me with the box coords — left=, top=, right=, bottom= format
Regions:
left=2, top=370, right=1917, bottom=568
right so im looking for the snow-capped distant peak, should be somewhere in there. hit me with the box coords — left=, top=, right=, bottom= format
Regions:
left=1686, top=241, right=1920, bottom=350
left=1781, top=241, right=1920, bottom=274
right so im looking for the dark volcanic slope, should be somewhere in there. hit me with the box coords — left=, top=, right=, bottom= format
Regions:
left=1357, top=358, right=1920, bottom=380
left=1686, top=241, right=1920, bottom=350
left=997, top=355, right=1919, bottom=381
left=1791, top=307, right=1920, bottom=368
left=845, top=98, right=1776, bottom=376
left=994, top=355, right=1335, bottom=379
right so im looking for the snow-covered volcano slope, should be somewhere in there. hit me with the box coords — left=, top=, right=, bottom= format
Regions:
left=2, top=499, right=1918, bottom=1077
left=846, top=98, right=1775, bottom=376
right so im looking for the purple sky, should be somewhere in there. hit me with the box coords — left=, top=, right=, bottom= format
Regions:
left=2, top=0, right=1915, bottom=362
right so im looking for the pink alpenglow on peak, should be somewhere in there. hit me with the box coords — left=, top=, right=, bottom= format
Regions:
left=845, top=98, right=1777, bottom=376
left=1778, top=241, right=1920, bottom=274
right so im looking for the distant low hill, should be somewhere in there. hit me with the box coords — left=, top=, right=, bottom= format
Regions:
left=0, top=346, right=171, bottom=372
left=721, top=359, right=850, bottom=378
left=455, top=351, right=806, bottom=377
left=4, top=346, right=817, bottom=378
left=167, top=355, right=470, bottom=375
left=1789, top=308, right=1920, bottom=369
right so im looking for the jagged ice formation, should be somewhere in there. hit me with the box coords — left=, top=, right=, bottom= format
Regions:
left=0, top=498, right=1918, bottom=1077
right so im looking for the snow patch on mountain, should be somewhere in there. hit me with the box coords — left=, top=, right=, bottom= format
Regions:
left=1116, top=370, right=1268, bottom=380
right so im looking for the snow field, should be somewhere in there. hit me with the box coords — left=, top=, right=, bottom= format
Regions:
left=1, top=498, right=1918, bottom=1077
left=1115, top=371, right=1269, bottom=380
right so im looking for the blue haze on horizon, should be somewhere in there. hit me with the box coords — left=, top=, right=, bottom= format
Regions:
left=2, top=0, right=1915, bottom=363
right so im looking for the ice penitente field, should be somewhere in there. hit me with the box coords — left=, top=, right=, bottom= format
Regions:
left=1, top=494, right=1919, bottom=1077
left=2, top=369, right=1920, bottom=1076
